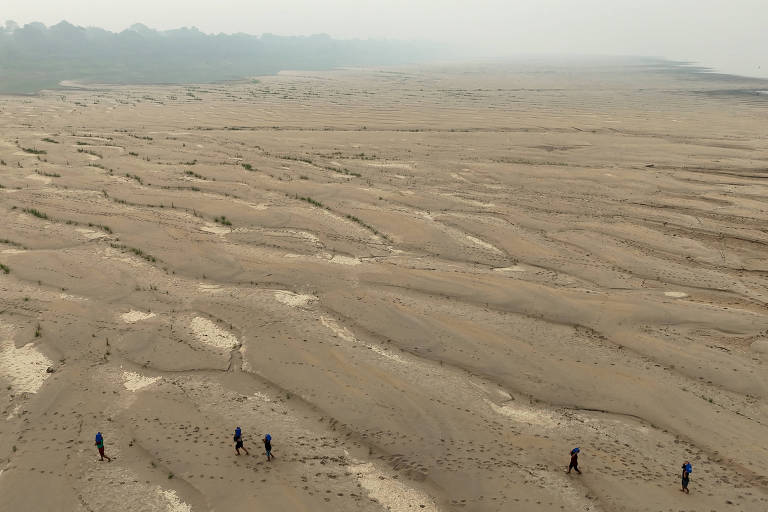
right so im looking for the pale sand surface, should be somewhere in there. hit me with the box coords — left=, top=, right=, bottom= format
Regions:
left=1, top=60, right=768, bottom=511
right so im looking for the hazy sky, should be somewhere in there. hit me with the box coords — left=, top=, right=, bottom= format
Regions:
left=4, top=0, right=767, bottom=78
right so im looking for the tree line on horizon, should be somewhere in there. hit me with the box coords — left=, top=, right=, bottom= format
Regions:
left=0, top=20, right=442, bottom=94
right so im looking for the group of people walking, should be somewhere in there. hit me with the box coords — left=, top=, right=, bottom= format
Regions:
left=92, top=427, right=275, bottom=464
left=566, top=447, right=693, bottom=494
left=233, top=426, right=274, bottom=461
left=93, top=434, right=693, bottom=494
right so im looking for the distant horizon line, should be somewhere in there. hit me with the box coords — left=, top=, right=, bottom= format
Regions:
left=3, top=19, right=767, bottom=82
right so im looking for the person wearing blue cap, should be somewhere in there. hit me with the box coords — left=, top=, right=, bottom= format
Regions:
left=680, top=461, right=692, bottom=493
left=95, top=432, right=112, bottom=462
left=567, top=447, right=581, bottom=474
left=234, top=426, right=249, bottom=456
left=263, top=434, right=273, bottom=461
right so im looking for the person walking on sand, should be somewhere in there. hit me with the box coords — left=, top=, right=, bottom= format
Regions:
left=680, top=461, right=692, bottom=494
left=263, top=433, right=273, bottom=461
left=234, top=426, right=249, bottom=456
left=567, top=447, right=581, bottom=474
left=95, top=432, right=112, bottom=462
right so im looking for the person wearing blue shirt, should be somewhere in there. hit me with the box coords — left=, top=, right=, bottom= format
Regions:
left=567, top=448, right=581, bottom=474
left=234, top=426, right=249, bottom=456
left=681, top=461, right=692, bottom=494
left=263, top=434, right=273, bottom=461
left=95, top=432, right=112, bottom=462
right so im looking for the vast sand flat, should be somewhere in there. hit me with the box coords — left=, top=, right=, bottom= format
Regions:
left=1, top=60, right=768, bottom=511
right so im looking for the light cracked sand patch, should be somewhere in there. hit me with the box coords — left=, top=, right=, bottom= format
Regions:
left=466, top=235, right=503, bottom=254
left=320, top=316, right=357, bottom=343
left=198, top=283, right=225, bottom=294
left=494, top=265, right=527, bottom=273
left=157, top=489, right=192, bottom=512
left=190, top=316, right=239, bottom=349
left=120, top=310, right=157, bottom=323
left=484, top=398, right=560, bottom=428
left=320, top=315, right=406, bottom=364
left=76, top=228, right=108, bottom=240
left=329, top=255, right=362, bottom=266
left=201, top=223, right=231, bottom=235
left=0, top=338, right=53, bottom=394
left=59, top=292, right=88, bottom=301
left=365, top=161, right=414, bottom=170
left=664, top=291, right=689, bottom=298
left=82, top=463, right=191, bottom=512
left=349, top=461, right=438, bottom=512
left=274, top=290, right=317, bottom=308
left=122, top=371, right=161, bottom=392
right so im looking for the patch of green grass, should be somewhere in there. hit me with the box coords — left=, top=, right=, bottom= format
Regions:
left=35, top=170, right=61, bottom=178
left=241, top=163, right=254, bottom=171
left=214, top=215, right=232, bottom=226
left=41, top=137, right=59, bottom=144
left=323, top=165, right=362, bottom=178
left=280, top=155, right=313, bottom=164
left=87, top=222, right=113, bottom=234
left=345, top=213, right=384, bottom=237
left=125, top=173, right=143, bottom=184
left=294, top=195, right=326, bottom=209
left=128, top=151, right=139, bottom=156
left=0, top=239, right=24, bottom=248
left=111, top=243, right=157, bottom=263
left=184, top=170, right=208, bottom=180
left=22, top=147, right=46, bottom=155
left=77, top=148, right=102, bottom=158
left=0, top=263, right=9, bottom=274
left=22, top=208, right=49, bottom=220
